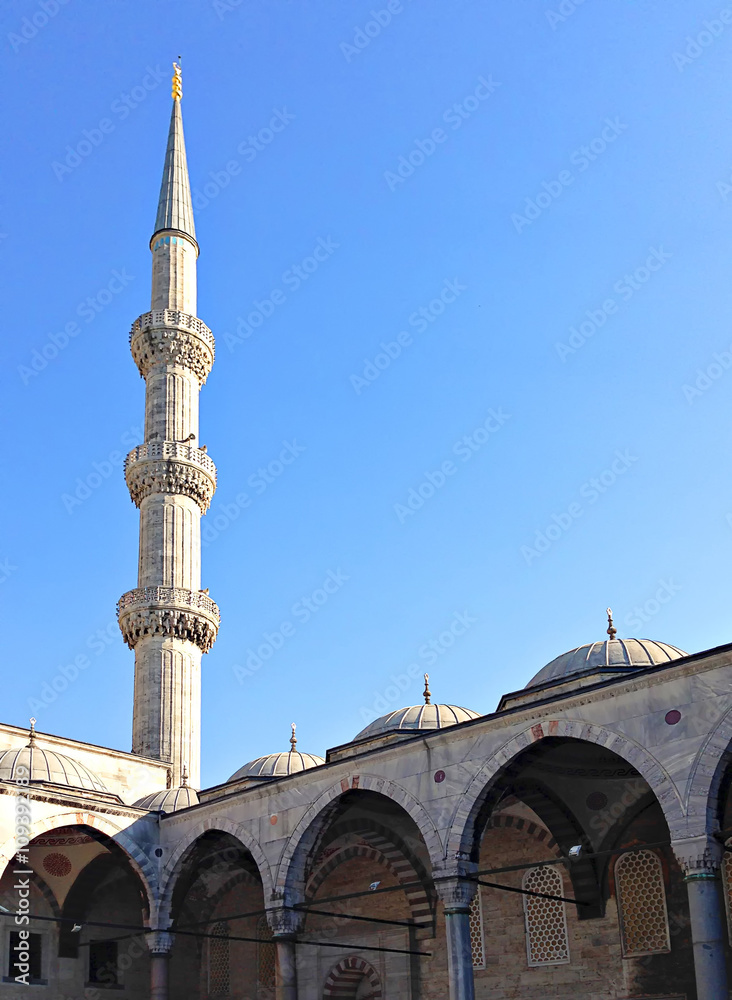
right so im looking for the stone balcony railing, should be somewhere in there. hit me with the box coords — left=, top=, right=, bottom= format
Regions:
left=130, top=310, right=215, bottom=383
left=117, top=587, right=220, bottom=654
left=124, top=442, right=217, bottom=512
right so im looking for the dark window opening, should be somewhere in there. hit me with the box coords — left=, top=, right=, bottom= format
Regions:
left=88, top=939, right=119, bottom=986
left=5, top=931, right=43, bottom=984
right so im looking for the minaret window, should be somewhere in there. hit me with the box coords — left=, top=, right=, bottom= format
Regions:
left=522, top=866, right=570, bottom=966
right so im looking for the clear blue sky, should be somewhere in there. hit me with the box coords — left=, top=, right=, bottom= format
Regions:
left=3, top=0, right=732, bottom=788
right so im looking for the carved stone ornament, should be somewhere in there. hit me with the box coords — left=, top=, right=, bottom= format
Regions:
left=145, top=930, right=175, bottom=955
left=266, top=907, right=305, bottom=937
left=125, top=443, right=217, bottom=513
left=433, top=874, right=478, bottom=911
left=130, top=310, right=215, bottom=383
left=672, top=834, right=723, bottom=879
left=118, top=587, right=220, bottom=654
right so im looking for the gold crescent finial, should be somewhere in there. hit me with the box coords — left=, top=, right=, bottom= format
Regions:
left=290, top=723, right=297, bottom=750
left=423, top=674, right=431, bottom=705
left=172, top=59, right=182, bottom=101
left=28, top=718, right=36, bottom=747
left=606, top=608, right=617, bottom=641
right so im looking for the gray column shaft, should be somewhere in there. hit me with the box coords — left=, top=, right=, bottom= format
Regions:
left=150, top=953, right=169, bottom=1000
left=444, top=908, right=475, bottom=1000
left=686, top=875, right=728, bottom=1000
left=275, top=937, right=298, bottom=1000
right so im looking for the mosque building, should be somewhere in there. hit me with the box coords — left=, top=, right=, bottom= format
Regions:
left=3, top=63, right=732, bottom=1000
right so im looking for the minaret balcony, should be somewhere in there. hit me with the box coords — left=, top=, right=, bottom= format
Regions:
left=118, top=586, right=220, bottom=654
left=125, top=442, right=216, bottom=512
left=130, top=309, right=215, bottom=383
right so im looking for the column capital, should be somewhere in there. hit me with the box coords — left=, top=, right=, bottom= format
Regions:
left=266, top=906, right=305, bottom=937
left=671, top=835, right=724, bottom=880
left=146, top=930, right=175, bottom=955
left=434, top=873, right=478, bottom=912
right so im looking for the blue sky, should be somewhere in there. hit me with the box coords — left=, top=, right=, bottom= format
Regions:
left=3, top=0, right=732, bottom=787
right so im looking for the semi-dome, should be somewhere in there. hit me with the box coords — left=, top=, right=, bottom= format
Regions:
left=0, top=723, right=107, bottom=793
left=228, top=725, right=324, bottom=783
left=527, top=614, right=687, bottom=689
left=135, top=784, right=199, bottom=812
left=354, top=675, right=480, bottom=741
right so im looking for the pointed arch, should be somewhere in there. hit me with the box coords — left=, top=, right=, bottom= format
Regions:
left=158, top=818, right=273, bottom=925
left=276, top=773, right=443, bottom=899
left=322, top=956, right=382, bottom=998
left=446, top=721, right=683, bottom=859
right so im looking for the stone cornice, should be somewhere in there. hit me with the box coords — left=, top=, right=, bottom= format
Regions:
left=125, top=443, right=216, bottom=512
left=118, top=587, right=220, bottom=654
left=130, top=309, right=214, bottom=384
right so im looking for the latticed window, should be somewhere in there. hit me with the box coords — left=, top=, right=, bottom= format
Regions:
left=615, top=850, right=670, bottom=956
left=208, top=921, right=230, bottom=997
left=257, top=916, right=276, bottom=988
left=722, top=851, right=732, bottom=945
left=469, top=890, right=485, bottom=969
left=522, top=866, right=570, bottom=966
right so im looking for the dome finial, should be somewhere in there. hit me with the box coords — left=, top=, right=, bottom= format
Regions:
left=27, top=717, right=36, bottom=747
left=423, top=674, right=432, bottom=705
left=290, top=723, right=297, bottom=750
left=172, top=58, right=182, bottom=101
left=606, top=608, right=617, bottom=641
left=181, top=763, right=189, bottom=787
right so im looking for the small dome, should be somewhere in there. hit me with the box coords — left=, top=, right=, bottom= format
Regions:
left=355, top=703, right=480, bottom=741
left=228, top=724, right=324, bottom=783
left=527, top=637, right=687, bottom=688
left=0, top=731, right=107, bottom=794
left=134, top=785, right=199, bottom=812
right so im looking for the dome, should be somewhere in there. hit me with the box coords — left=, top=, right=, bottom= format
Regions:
left=527, top=637, right=687, bottom=689
left=227, top=725, right=324, bottom=783
left=0, top=727, right=107, bottom=794
left=135, top=784, right=199, bottom=812
left=355, top=703, right=480, bottom=741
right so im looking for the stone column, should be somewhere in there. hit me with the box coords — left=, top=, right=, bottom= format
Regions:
left=435, top=875, right=476, bottom=1000
left=146, top=931, right=174, bottom=1000
left=267, top=906, right=303, bottom=1000
left=673, top=836, right=728, bottom=1000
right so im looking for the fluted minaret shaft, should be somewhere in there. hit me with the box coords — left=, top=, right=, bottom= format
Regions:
left=118, top=66, right=219, bottom=789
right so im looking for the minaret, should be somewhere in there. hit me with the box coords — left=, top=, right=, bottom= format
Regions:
left=117, top=63, right=219, bottom=789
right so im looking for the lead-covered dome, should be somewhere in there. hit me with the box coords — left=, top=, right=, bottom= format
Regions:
left=354, top=675, right=480, bottom=741
left=135, top=784, right=199, bottom=812
left=527, top=637, right=687, bottom=689
left=227, top=725, right=324, bottom=783
left=0, top=725, right=107, bottom=793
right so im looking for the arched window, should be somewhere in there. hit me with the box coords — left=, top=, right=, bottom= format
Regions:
left=208, top=920, right=230, bottom=997
left=522, top=866, right=570, bottom=966
left=614, top=850, right=670, bottom=956
left=469, top=890, right=485, bottom=969
left=257, top=916, right=276, bottom=988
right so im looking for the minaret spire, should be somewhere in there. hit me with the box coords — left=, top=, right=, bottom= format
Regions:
left=153, top=61, right=196, bottom=245
left=117, top=63, right=219, bottom=789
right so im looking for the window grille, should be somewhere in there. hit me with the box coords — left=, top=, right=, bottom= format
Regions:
left=469, top=890, right=485, bottom=969
left=615, top=849, right=670, bottom=956
left=208, top=920, right=230, bottom=997
left=257, top=916, right=276, bottom=988
left=522, top=866, right=570, bottom=966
